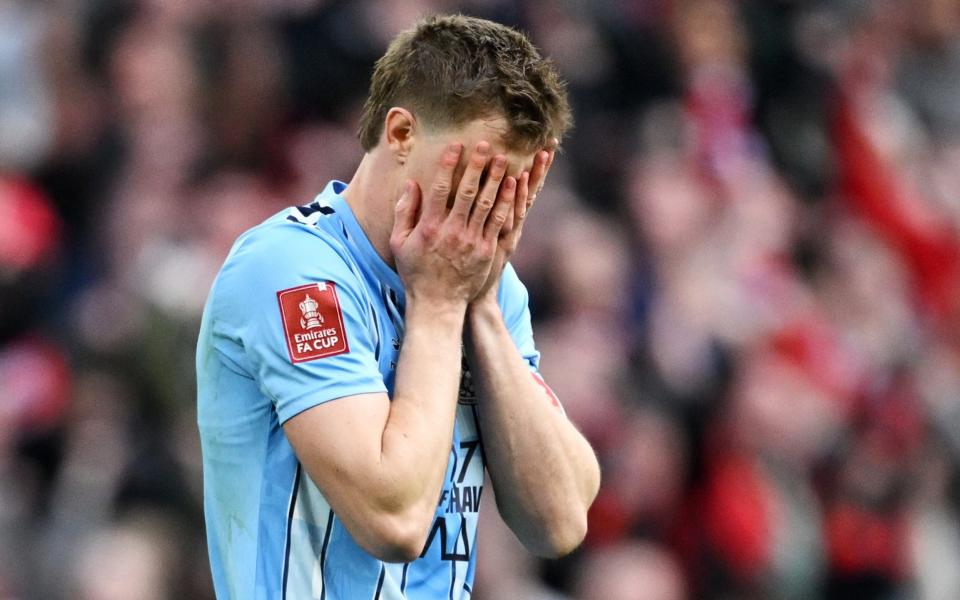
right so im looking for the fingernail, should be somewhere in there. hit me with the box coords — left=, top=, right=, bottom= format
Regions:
left=494, top=156, right=506, bottom=168
left=477, top=141, right=490, bottom=154
left=448, top=142, right=462, bottom=153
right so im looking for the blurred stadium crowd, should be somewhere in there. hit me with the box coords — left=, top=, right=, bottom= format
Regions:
left=2, top=0, right=960, bottom=598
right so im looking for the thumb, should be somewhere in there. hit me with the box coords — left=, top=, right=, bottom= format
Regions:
left=391, top=180, right=420, bottom=240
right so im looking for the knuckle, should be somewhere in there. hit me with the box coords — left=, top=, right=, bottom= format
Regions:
left=431, top=180, right=451, bottom=197
left=421, top=222, right=439, bottom=239
left=459, top=233, right=476, bottom=249
left=439, top=229, right=457, bottom=245
left=459, top=183, right=479, bottom=199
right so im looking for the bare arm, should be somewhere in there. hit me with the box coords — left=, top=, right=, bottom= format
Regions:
left=467, top=301, right=600, bottom=557
left=284, top=142, right=517, bottom=562
left=467, top=147, right=600, bottom=557
left=283, top=303, right=463, bottom=562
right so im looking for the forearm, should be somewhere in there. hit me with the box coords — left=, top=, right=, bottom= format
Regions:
left=379, top=298, right=465, bottom=516
left=283, top=297, right=467, bottom=562
left=466, top=300, right=600, bottom=557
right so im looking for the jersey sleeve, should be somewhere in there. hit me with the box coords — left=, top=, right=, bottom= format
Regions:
left=497, top=263, right=542, bottom=372
left=498, top=264, right=565, bottom=412
left=212, top=222, right=386, bottom=424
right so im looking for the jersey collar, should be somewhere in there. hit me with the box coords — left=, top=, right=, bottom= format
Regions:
left=322, top=181, right=405, bottom=296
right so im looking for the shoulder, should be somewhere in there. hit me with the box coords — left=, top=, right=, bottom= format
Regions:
left=209, top=212, right=366, bottom=324
left=232, top=213, right=351, bottom=274
left=497, top=263, right=530, bottom=312
left=496, top=263, right=541, bottom=367
left=216, top=212, right=358, bottom=293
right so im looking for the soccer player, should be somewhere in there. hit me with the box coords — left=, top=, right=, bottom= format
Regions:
left=197, top=14, right=600, bottom=600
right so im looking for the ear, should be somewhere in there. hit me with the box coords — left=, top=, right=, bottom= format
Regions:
left=384, top=107, right=417, bottom=164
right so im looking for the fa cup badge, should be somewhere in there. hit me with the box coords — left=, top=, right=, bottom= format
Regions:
left=299, top=294, right=324, bottom=329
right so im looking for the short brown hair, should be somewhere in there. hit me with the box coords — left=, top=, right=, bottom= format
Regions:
left=358, top=14, right=572, bottom=153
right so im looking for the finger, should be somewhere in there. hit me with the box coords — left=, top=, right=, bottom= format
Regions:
left=529, top=139, right=557, bottom=199
left=512, top=172, right=528, bottom=231
left=546, top=138, right=558, bottom=169
left=391, top=180, right=419, bottom=238
left=484, top=176, right=516, bottom=241
left=526, top=150, right=551, bottom=201
left=423, top=142, right=463, bottom=220
left=516, top=170, right=531, bottom=213
left=500, top=201, right=516, bottom=237
left=467, top=154, right=507, bottom=235
left=449, top=141, right=491, bottom=225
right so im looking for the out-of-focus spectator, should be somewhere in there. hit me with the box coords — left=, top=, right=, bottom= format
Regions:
left=573, top=541, right=686, bottom=600
left=0, top=1, right=54, bottom=171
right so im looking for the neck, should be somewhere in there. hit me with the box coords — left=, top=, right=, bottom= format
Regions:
left=342, top=151, right=402, bottom=269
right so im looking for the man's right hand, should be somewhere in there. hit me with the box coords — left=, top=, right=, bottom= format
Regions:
left=389, top=141, right=516, bottom=306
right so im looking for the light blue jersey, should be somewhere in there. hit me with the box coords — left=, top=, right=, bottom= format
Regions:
left=197, top=181, right=542, bottom=600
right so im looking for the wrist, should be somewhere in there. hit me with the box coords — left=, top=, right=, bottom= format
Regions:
left=406, top=294, right=468, bottom=323
left=470, top=282, right=501, bottom=308
left=467, top=295, right=503, bottom=326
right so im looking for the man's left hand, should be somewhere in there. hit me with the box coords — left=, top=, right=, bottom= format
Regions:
left=471, top=140, right=557, bottom=306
